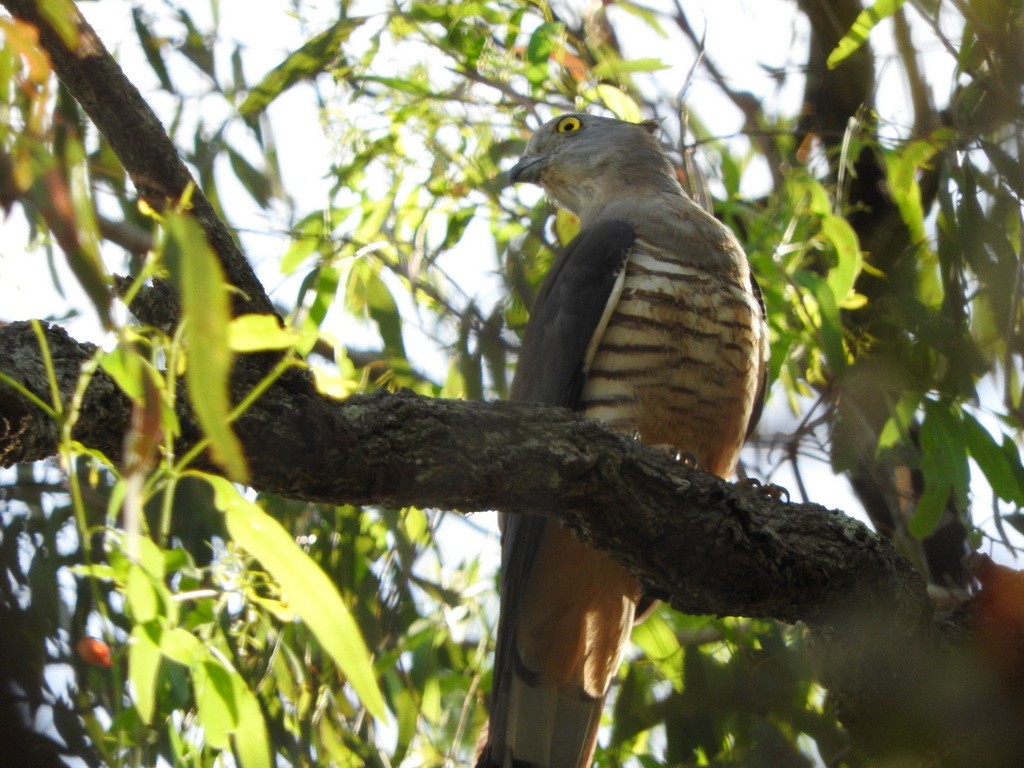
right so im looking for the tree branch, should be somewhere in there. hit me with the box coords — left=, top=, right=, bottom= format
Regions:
left=0, top=319, right=927, bottom=623
left=4, top=318, right=1019, bottom=759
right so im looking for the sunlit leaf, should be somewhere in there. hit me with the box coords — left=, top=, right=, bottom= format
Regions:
left=125, top=565, right=163, bottom=623
left=204, top=474, right=389, bottom=722
left=38, top=0, right=81, bottom=50
left=827, top=0, right=908, bottom=69
left=196, top=658, right=237, bottom=750
left=231, top=673, right=272, bottom=768
left=595, top=83, right=642, bottom=122
left=821, top=214, right=862, bottom=307
left=163, top=211, right=249, bottom=482
left=129, top=622, right=161, bottom=723
left=885, top=138, right=941, bottom=245
left=159, top=627, right=203, bottom=666
left=239, top=18, right=364, bottom=118
left=228, top=314, right=296, bottom=352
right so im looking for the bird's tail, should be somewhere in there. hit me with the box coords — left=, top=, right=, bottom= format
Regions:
left=478, top=519, right=639, bottom=768
left=477, top=669, right=605, bottom=768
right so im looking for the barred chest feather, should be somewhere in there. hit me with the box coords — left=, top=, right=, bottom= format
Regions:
left=580, top=242, right=764, bottom=478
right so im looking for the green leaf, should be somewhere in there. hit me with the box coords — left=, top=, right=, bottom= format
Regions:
left=125, top=566, right=161, bottom=623
left=821, top=214, right=863, bottom=307
left=239, top=18, right=364, bottom=118
left=131, top=7, right=174, bottom=92
left=227, top=314, right=296, bottom=352
left=885, top=139, right=941, bottom=245
left=981, top=139, right=1024, bottom=199
left=811, top=279, right=847, bottom=373
left=911, top=401, right=968, bottom=537
left=827, top=0, right=908, bottom=69
left=227, top=146, right=274, bottom=208
left=129, top=622, right=162, bottom=724
left=38, top=0, right=81, bottom=50
left=204, top=474, right=389, bottom=722
left=196, top=658, right=237, bottom=750
left=364, top=270, right=406, bottom=358
left=962, top=413, right=1024, bottom=505
left=909, top=478, right=951, bottom=539
left=63, top=136, right=113, bottom=328
left=592, top=57, right=669, bottom=79
left=99, top=346, right=145, bottom=401
left=525, top=22, right=559, bottom=85
left=230, top=673, right=272, bottom=768
left=160, top=627, right=204, bottom=666
left=595, top=83, right=642, bottom=122
left=163, top=211, right=249, bottom=482
left=877, top=390, right=921, bottom=453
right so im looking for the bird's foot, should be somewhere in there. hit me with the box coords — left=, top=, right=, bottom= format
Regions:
left=736, top=476, right=790, bottom=502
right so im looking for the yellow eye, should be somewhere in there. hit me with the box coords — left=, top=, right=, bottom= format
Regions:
left=557, top=116, right=581, bottom=133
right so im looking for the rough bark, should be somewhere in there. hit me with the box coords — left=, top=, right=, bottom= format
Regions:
left=0, top=319, right=928, bottom=623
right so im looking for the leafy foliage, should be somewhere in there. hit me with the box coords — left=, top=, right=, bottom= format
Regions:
left=1, top=0, right=1023, bottom=766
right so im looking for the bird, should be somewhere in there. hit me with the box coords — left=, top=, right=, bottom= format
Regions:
left=476, top=113, right=769, bottom=768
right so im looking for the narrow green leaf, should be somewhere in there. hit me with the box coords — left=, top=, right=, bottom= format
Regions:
left=364, top=270, right=406, bottom=358
left=962, top=413, right=1024, bottom=505
left=131, top=7, right=174, bottom=92
left=227, top=146, right=273, bottom=208
left=203, top=475, right=389, bottom=721
left=921, top=401, right=969, bottom=506
left=163, top=212, right=249, bottom=482
left=885, top=139, right=940, bottom=244
left=592, top=57, right=669, bottom=79
left=239, top=18, right=364, bottom=118
left=228, top=314, right=296, bottom=352
left=877, top=390, right=921, bottom=453
left=812, top=279, right=847, bottom=373
left=908, top=478, right=951, bottom=539
left=196, top=658, right=237, bottom=750
left=821, top=214, right=863, bottom=306
left=128, top=622, right=162, bottom=724
left=230, top=674, right=271, bottom=768
left=981, top=139, right=1024, bottom=199
left=99, top=346, right=144, bottom=401
left=827, top=0, right=908, bottom=69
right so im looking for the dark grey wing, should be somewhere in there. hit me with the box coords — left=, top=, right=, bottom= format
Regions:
left=744, top=270, right=769, bottom=440
left=480, top=220, right=635, bottom=767
left=509, top=219, right=636, bottom=407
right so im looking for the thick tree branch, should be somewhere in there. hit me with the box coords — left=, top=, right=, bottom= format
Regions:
left=0, top=320, right=928, bottom=626
left=0, top=0, right=275, bottom=318
left=5, top=319, right=1022, bottom=761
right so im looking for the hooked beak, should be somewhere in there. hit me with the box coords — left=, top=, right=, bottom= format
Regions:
left=508, top=154, right=547, bottom=185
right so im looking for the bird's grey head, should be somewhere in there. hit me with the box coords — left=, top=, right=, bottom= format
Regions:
left=508, top=113, right=683, bottom=223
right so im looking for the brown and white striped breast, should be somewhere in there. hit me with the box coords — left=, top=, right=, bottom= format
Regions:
left=580, top=238, right=764, bottom=478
